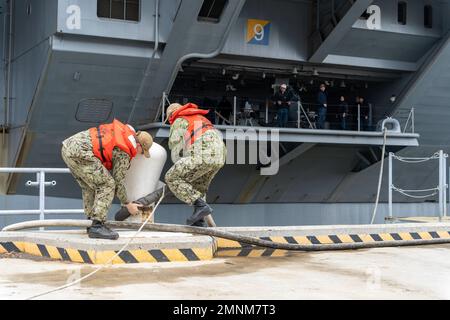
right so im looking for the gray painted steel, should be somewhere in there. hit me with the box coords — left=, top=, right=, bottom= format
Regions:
left=56, top=0, right=177, bottom=43
left=310, top=0, right=374, bottom=63
left=222, top=0, right=311, bottom=61
left=1, top=0, right=450, bottom=226
left=143, top=123, right=419, bottom=146
left=316, top=0, right=445, bottom=70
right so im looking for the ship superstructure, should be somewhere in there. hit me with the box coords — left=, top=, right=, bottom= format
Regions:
left=0, top=0, right=449, bottom=227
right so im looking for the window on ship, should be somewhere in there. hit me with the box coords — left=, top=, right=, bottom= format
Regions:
left=97, top=0, right=140, bottom=22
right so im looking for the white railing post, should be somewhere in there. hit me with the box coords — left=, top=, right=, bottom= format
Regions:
left=357, top=104, right=361, bottom=132
left=233, top=96, right=237, bottom=126
left=439, top=150, right=444, bottom=221
left=39, top=171, right=45, bottom=231
left=444, top=153, right=447, bottom=217
left=163, top=93, right=166, bottom=122
left=39, top=171, right=45, bottom=221
left=411, top=107, right=415, bottom=134
left=388, top=152, right=393, bottom=221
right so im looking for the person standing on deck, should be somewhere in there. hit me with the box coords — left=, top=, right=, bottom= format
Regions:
left=272, top=84, right=293, bottom=128
left=317, top=83, right=328, bottom=129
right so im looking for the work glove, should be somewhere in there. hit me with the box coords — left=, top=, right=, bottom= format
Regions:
left=136, top=187, right=169, bottom=206
left=114, top=202, right=144, bottom=222
left=115, top=206, right=133, bottom=222
left=114, top=187, right=171, bottom=222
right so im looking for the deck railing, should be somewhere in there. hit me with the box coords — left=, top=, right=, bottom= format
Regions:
left=0, top=168, right=84, bottom=224
left=160, top=93, right=416, bottom=133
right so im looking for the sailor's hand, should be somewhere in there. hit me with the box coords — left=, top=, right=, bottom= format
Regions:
left=126, top=203, right=143, bottom=216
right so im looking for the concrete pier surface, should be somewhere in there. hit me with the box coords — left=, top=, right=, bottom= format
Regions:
left=1, top=244, right=450, bottom=300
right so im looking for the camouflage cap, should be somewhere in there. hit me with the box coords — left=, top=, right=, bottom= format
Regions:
left=136, top=131, right=153, bottom=158
left=165, top=103, right=183, bottom=123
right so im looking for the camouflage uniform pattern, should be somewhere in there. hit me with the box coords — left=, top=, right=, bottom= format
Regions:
left=61, top=130, right=131, bottom=222
left=165, top=118, right=226, bottom=205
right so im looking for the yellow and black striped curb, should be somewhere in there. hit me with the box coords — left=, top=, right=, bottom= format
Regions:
left=215, top=230, right=450, bottom=256
left=2, top=230, right=450, bottom=262
left=216, top=248, right=290, bottom=258
left=0, top=241, right=214, bottom=264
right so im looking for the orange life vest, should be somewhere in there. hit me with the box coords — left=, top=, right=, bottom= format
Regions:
left=169, top=103, right=214, bottom=148
left=89, top=119, right=137, bottom=170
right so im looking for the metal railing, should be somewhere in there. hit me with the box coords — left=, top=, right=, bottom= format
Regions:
left=160, top=92, right=171, bottom=124
left=160, top=94, right=416, bottom=133
left=296, top=102, right=374, bottom=131
left=391, top=107, right=416, bottom=134
left=0, top=168, right=84, bottom=222
left=402, top=107, right=415, bottom=134
left=387, top=150, right=448, bottom=222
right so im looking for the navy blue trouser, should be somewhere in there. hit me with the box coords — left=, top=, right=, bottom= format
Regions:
left=277, top=108, right=289, bottom=128
left=317, top=106, right=327, bottom=129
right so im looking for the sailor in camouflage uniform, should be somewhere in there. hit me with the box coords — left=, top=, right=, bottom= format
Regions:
left=164, top=103, right=226, bottom=227
left=61, top=119, right=153, bottom=240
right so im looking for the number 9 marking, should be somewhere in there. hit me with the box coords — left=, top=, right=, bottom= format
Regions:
left=253, top=24, right=265, bottom=41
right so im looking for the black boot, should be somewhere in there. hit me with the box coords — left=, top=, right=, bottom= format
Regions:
left=187, top=199, right=213, bottom=226
left=87, top=220, right=119, bottom=240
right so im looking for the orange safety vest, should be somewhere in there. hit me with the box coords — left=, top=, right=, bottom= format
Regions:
left=89, top=119, right=138, bottom=170
left=169, top=103, right=214, bottom=148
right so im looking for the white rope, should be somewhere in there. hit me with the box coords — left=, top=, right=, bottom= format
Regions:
left=393, top=153, right=440, bottom=163
left=26, top=187, right=166, bottom=300
left=394, top=158, right=437, bottom=164
left=370, top=128, right=388, bottom=225
left=394, top=190, right=438, bottom=199
left=393, top=187, right=439, bottom=193
left=392, top=186, right=439, bottom=199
